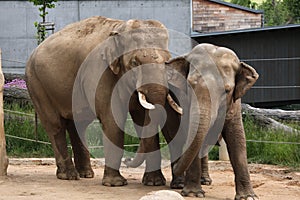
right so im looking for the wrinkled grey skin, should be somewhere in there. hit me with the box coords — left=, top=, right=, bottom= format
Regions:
left=168, top=44, right=259, bottom=199
left=25, top=16, right=180, bottom=186
left=127, top=43, right=259, bottom=199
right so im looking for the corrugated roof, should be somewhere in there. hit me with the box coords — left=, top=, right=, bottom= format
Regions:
left=191, top=24, right=300, bottom=37
left=207, top=0, right=263, bottom=14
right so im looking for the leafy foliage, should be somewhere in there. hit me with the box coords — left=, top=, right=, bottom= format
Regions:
left=29, top=0, right=57, bottom=43
left=29, top=0, right=57, bottom=20
left=284, top=0, right=300, bottom=23
left=231, top=0, right=259, bottom=9
left=231, top=0, right=300, bottom=26
left=259, top=0, right=290, bottom=26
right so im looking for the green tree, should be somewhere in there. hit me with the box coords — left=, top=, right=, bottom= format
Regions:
left=231, top=0, right=258, bottom=9
left=259, top=0, right=289, bottom=26
left=29, top=0, right=57, bottom=43
left=284, top=0, right=300, bottom=23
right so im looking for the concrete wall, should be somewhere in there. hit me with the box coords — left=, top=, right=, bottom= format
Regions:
left=193, top=0, right=262, bottom=33
left=0, top=0, right=191, bottom=72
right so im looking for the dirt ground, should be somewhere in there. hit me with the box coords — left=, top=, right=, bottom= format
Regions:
left=0, top=158, right=300, bottom=200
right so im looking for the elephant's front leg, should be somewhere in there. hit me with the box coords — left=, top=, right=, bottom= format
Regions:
left=143, top=134, right=166, bottom=186
left=181, top=156, right=205, bottom=197
left=101, top=116, right=128, bottom=187
left=166, top=134, right=185, bottom=189
left=162, top=103, right=186, bottom=189
left=222, top=102, right=257, bottom=200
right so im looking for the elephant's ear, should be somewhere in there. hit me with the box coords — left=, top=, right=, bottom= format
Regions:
left=166, top=56, right=189, bottom=93
left=109, top=59, right=120, bottom=74
left=107, top=31, right=121, bottom=75
left=233, top=62, right=259, bottom=101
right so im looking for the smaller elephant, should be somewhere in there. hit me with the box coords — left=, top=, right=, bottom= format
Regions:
left=127, top=43, right=259, bottom=199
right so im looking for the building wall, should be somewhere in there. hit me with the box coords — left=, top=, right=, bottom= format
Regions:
left=193, top=25, right=300, bottom=105
left=0, top=0, right=191, bottom=71
left=193, top=0, right=262, bottom=33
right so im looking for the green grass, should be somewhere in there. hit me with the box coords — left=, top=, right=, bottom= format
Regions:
left=244, top=115, right=300, bottom=169
left=5, top=118, right=54, bottom=157
left=4, top=103, right=54, bottom=157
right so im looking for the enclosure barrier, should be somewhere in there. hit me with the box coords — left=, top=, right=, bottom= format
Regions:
left=4, top=109, right=300, bottom=159
left=0, top=48, right=9, bottom=176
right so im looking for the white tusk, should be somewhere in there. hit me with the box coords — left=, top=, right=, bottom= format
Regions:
left=138, top=92, right=155, bottom=110
left=167, top=94, right=183, bottom=115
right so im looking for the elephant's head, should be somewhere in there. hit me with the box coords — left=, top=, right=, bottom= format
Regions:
left=106, top=19, right=183, bottom=112
left=166, top=43, right=259, bottom=175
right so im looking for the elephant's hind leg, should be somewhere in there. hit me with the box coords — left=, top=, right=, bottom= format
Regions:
left=51, top=125, right=80, bottom=180
left=182, top=157, right=205, bottom=198
left=200, top=156, right=212, bottom=185
left=26, top=76, right=79, bottom=180
left=66, top=119, right=94, bottom=178
left=38, top=114, right=80, bottom=180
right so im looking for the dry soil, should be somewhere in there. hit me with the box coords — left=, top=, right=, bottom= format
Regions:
left=0, top=158, right=299, bottom=200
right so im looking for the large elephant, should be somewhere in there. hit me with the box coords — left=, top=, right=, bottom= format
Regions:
left=127, top=43, right=259, bottom=199
left=25, top=16, right=182, bottom=186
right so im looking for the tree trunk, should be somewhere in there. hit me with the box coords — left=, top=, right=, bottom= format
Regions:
left=4, top=87, right=31, bottom=105
left=242, top=104, right=300, bottom=121
left=0, top=49, right=9, bottom=176
left=242, top=104, right=299, bottom=134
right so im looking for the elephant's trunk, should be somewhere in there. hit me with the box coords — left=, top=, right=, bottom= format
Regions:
left=124, top=143, right=145, bottom=168
left=125, top=83, right=167, bottom=168
left=173, top=89, right=212, bottom=176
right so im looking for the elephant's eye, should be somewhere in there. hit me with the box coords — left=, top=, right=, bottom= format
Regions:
left=131, top=58, right=139, bottom=66
left=225, top=84, right=232, bottom=93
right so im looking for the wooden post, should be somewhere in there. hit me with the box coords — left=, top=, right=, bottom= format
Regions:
left=0, top=48, right=9, bottom=176
left=219, top=138, right=229, bottom=161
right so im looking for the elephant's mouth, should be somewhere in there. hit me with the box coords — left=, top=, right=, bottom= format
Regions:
left=137, top=91, right=183, bottom=115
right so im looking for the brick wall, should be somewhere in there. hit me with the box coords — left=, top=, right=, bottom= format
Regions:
left=193, top=0, right=262, bottom=33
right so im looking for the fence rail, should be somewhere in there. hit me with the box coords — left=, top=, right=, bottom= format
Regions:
left=5, top=133, right=300, bottom=148
left=4, top=108, right=300, bottom=148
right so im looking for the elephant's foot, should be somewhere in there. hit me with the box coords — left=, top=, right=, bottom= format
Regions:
left=74, top=159, right=94, bottom=178
left=170, top=175, right=184, bottom=189
left=77, top=167, right=94, bottom=178
left=235, top=194, right=259, bottom=200
left=142, top=170, right=166, bottom=186
left=200, top=175, right=212, bottom=185
left=102, top=166, right=127, bottom=187
left=181, top=185, right=205, bottom=198
left=56, top=165, right=80, bottom=180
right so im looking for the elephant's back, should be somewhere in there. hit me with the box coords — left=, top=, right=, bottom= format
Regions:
left=35, top=16, right=123, bottom=67
left=25, top=16, right=123, bottom=119
left=29, top=16, right=123, bottom=72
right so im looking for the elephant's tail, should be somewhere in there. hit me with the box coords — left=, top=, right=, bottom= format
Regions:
left=124, top=152, right=145, bottom=168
